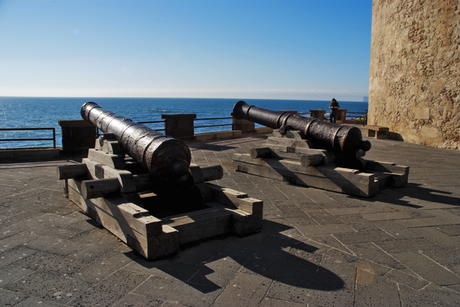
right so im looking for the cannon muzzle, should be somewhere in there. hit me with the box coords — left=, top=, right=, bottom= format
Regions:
left=232, top=101, right=371, bottom=155
left=81, top=102, right=191, bottom=183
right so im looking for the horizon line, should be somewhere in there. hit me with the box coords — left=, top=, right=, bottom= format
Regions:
left=0, top=95, right=369, bottom=103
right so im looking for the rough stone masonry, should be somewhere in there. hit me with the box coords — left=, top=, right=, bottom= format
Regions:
left=369, top=0, right=460, bottom=149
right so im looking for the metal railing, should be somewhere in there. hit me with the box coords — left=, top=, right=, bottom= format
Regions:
left=194, top=117, right=233, bottom=130
left=0, top=128, right=56, bottom=148
left=138, top=120, right=166, bottom=131
left=0, top=111, right=368, bottom=149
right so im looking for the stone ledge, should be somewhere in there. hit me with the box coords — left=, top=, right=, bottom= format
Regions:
left=0, top=148, right=61, bottom=161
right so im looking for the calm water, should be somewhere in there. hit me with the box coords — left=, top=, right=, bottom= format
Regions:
left=0, top=97, right=368, bottom=148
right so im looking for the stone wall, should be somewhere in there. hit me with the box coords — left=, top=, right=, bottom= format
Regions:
left=369, top=0, right=460, bottom=149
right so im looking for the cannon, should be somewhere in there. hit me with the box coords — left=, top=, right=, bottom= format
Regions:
left=232, top=101, right=409, bottom=197
left=81, top=102, right=191, bottom=183
left=232, top=100, right=371, bottom=156
left=57, top=102, right=264, bottom=259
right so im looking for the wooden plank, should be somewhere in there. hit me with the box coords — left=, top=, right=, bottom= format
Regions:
left=206, top=183, right=263, bottom=215
left=365, top=160, right=409, bottom=187
left=83, top=158, right=137, bottom=193
left=160, top=204, right=233, bottom=244
left=233, top=159, right=378, bottom=197
left=68, top=179, right=163, bottom=236
left=87, top=148, right=126, bottom=169
left=128, top=225, right=179, bottom=259
left=81, top=178, right=119, bottom=199
left=56, top=163, right=88, bottom=180
left=365, top=125, right=389, bottom=132
left=233, top=153, right=374, bottom=184
left=68, top=179, right=178, bottom=259
left=225, top=207, right=263, bottom=235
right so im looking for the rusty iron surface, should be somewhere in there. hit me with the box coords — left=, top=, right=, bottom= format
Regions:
left=232, top=100, right=371, bottom=155
left=81, top=102, right=191, bottom=182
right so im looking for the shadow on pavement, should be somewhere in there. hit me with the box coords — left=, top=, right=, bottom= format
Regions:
left=126, top=220, right=345, bottom=293
left=354, top=183, right=460, bottom=208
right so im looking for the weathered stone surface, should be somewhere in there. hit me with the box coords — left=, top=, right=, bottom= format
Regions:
left=369, top=0, right=460, bottom=149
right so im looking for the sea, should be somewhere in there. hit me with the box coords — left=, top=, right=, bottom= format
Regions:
left=0, top=97, right=368, bottom=149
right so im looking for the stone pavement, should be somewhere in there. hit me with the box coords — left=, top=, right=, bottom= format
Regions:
left=1, top=133, right=460, bottom=306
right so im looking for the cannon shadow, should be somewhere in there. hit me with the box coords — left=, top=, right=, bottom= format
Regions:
left=126, top=220, right=345, bottom=294
left=350, top=182, right=460, bottom=209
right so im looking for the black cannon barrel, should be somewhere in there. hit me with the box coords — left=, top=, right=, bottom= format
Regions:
left=81, top=102, right=191, bottom=182
left=232, top=101, right=371, bottom=155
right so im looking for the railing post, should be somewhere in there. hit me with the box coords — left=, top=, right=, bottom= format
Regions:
left=52, top=128, right=56, bottom=148
left=161, top=114, right=196, bottom=140
left=232, top=118, right=254, bottom=132
left=309, top=109, right=325, bottom=120
left=336, top=109, right=348, bottom=124
left=58, top=120, right=97, bottom=155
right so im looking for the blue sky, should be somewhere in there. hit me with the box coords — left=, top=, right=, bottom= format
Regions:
left=0, top=0, right=373, bottom=101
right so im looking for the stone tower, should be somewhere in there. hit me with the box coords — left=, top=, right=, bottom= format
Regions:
left=369, top=0, right=460, bottom=149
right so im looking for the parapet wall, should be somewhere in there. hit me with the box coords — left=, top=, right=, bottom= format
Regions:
left=369, top=0, right=460, bottom=149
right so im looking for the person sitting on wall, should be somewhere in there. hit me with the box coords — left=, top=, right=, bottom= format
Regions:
left=329, top=98, right=340, bottom=123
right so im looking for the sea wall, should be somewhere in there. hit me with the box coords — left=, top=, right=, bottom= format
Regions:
left=369, top=0, right=460, bottom=149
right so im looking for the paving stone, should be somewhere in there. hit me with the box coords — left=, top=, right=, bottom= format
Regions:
left=0, top=265, right=34, bottom=288
left=0, top=219, right=30, bottom=240
left=0, top=231, right=40, bottom=253
left=333, top=229, right=395, bottom=244
left=373, top=220, right=422, bottom=239
left=188, top=255, right=245, bottom=289
left=411, top=227, right=460, bottom=249
left=258, top=297, right=307, bottom=307
left=375, top=238, right=441, bottom=253
left=308, top=235, right=357, bottom=256
left=112, top=293, right=164, bottom=307
left=275, top=204, right=310, bottom=219
left=353, top=273, right=401, bottom=307
left=21, top=234, right=91, bottom=256
left=69, top=269, right=150, bottom=307
left=339, top=218, right=389, bottom=233
left=421, top=248, right=460, bottom=268
left=212, top=272, right=272, bottom=307
left=133, top=275, right=222, bottom=307
left=383, top=269, right=429, bottom=291
left=24, top=212, right=83, bottom=229
left=347, top=242, right=406, bottom=269
left=296, top=224, right=355, bottom=236
left=428, top=209, right=460, bottom=224
left=125, top=256, right=203, bottom=282
left=396, top=217, right=457, bottom=228
left=392, top=251, right=460, bottom=286
left=239, top=244, right=335, bottom=288
left=73, top=249, right=137, bottom=284
left=14, top=296, right=68, bottom=306
left=267, top=280, right=354, bottom=306
left=435, top=224, right=460, bottom=236
left=0, top=245, right=39, bottom=268
left=306, top=210, right=345, bottom=225
left=0, top=288, right=27, bottom=306
left=398, top=283, right=460, bottom=307
left=361, top=211, right=413, bottom=221
left=327, top=206, right=394, bottom=216
left=5, top=271, right=90, bottom=304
